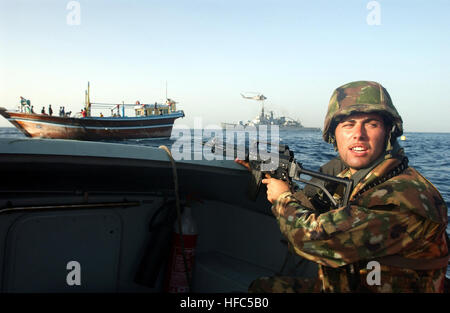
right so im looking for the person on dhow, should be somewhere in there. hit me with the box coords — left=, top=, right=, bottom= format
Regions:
left=238, top=81, right=449, bottom=293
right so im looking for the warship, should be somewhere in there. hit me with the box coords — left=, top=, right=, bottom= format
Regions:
left=221, top=93, right=321, bottom=131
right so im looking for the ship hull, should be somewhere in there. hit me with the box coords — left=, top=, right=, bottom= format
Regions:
left=0, top=109, right=184, bottom=140
left=221, top=122, right=321, bottom=131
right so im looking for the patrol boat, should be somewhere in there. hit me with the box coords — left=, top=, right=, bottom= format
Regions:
left=221, top=93, right=321, bottom=131
left=0, top=83, right=185, bottom=141
left=0, top=137, right=317, bottom=292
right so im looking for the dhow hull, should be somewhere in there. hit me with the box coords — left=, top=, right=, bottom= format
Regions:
left=0, top=108, right=184, bottom=140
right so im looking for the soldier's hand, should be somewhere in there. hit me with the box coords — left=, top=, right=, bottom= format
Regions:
left=262, top=176, right=290, bottom=203
left=235, top=158, right=251, bottom=171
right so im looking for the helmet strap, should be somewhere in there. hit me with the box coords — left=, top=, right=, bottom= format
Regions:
left=384, top=124, right=397, bottom=156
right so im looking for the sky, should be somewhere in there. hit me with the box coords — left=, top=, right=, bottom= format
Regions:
left=0, top=0, right=449, bottom=132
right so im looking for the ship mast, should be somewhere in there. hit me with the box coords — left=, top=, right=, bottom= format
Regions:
left=260, top=99, right=265, bottom=123
left=85, top=81, right=91, bottom=117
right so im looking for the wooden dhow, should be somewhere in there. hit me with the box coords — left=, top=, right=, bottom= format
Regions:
left=0, top=83, right=185, bottom=140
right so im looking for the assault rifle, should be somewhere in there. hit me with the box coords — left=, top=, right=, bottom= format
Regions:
left=209, top=141, right=353, bottom=208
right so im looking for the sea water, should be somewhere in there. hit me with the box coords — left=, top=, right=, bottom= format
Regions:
left=1, top=127, right=449, bottom=279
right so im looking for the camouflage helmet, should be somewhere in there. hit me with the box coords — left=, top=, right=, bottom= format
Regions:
left=323, top=81, right=403, bottom=144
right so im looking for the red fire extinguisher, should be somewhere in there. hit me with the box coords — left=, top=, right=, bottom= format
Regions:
left=164, top=206, right=198, bottom=293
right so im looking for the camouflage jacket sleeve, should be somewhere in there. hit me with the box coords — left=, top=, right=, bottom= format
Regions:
left=272, top=191, right=428, bottom=268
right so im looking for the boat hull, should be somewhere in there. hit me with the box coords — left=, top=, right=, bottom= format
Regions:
left=0, top=138, right=319, bottom=293
left=0, top=109, right=184, bottom=140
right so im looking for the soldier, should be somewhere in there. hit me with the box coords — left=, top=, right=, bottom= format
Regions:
left=238, top=81, right=449, bottom=293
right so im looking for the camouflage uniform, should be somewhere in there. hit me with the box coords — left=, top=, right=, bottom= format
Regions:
left=249, top=81, right=449, bottom=293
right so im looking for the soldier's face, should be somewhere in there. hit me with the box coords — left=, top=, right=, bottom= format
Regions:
left=335, top=113, right=387, bottom=174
